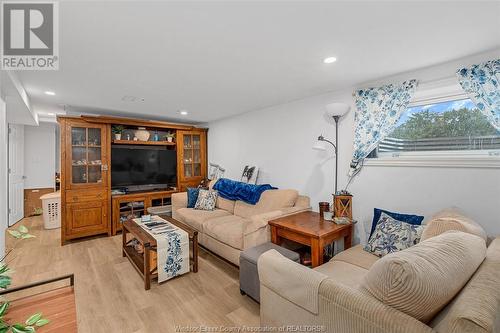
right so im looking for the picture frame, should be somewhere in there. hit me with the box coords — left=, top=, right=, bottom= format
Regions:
left=240, top=165, right=259, bottom=184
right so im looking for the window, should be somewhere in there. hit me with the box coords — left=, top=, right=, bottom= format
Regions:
left=363, top=79, right=500, bottom=168
left=374, top=98, right=500, bottom=157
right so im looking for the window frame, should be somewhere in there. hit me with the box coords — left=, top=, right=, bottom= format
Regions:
left=364, top=78, right=500, bottom=169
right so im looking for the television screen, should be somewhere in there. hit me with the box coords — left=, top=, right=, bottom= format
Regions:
left=111, top=146, right=177, bottom=187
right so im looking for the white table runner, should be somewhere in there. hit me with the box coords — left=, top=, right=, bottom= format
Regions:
left=133, top=216, right=189, bottom=282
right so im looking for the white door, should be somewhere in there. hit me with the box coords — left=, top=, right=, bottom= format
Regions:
left=8, top=124, right=24, bottom=226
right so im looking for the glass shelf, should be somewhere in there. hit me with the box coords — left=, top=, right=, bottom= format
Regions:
left=182, top=133, right=202, bottom=178
left=71, top=127, right=103, bottom=184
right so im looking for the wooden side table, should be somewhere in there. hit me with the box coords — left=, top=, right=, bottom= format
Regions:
left=269, top=211, right=353, bottom=268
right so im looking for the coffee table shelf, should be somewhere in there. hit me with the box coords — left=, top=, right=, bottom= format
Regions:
left=123, top=245, right=159, bottom=281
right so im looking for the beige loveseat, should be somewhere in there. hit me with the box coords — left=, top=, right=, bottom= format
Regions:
left=258, top=208, right=500, bottom=333
left=172, top=186, right=310, bottom=265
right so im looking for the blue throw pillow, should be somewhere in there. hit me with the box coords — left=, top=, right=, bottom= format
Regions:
left=187, top=188, right=200, bottom=208
left=369, top=208, right=424, bottom=240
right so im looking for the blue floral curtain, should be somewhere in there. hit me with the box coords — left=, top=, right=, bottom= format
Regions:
left=457, top=59, right=500, bottom=131
left=350, top=80, right=418, bottom=173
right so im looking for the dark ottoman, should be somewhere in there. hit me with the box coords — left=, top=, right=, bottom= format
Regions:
left=239, top=242, right=300, bottom=303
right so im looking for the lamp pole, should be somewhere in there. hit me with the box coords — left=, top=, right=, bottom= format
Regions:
left=333, top=115, right=340, bottom=195
left=315, top=103, right=349, bottom=197
left=316, top=131, right=338, bottom=196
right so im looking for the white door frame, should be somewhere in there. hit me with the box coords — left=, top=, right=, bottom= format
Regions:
left=8, top=124, right=24, bottom=226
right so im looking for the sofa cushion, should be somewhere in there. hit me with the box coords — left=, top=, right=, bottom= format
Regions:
left=175, top=208, right=230, bottom=231
left=216, top=196, right=236, bottom=214
left=421, top=207, right=487, bottom=241
left=194, top=189, right=218, bottom=211
left=208, top=179, right=236, bottom=213
left=314, top=261, right=368, bottom=289
left=203, top=215, right=251, bottom=250
left=331, top=244, right=379, bottom=270
left=361, top=231, right=487, bottom=323
left=369, top=208, right=424, bottom=240
left=364, top=212, right=425, bottom=257
left=187, top=188, right=200, bottom=208
left=234, top=189, right=298, bottom=218
left=430, top=237, right=500, bottom=333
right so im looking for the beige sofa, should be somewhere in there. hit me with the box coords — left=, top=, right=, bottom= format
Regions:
left=172, top=186, right=311, bottom=265
left=258, top=208, right=500, bottom=333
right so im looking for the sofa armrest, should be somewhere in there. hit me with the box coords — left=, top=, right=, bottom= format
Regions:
left=296, top=195, right=310, bottom=209
left=172, top=192, right=188, bottom=213
left=245, top=206, right=311, bottom=235
left=319, top=279, right=435, bottom=333
left=258, top=250, right=433, bottom=333
left=258, top=249, right=327, bottom=314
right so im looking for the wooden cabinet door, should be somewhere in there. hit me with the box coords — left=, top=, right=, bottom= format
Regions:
left=64, top=121, right=109, bottom=190
left=65, top=201, right=108, bottom=238
left=177, top=130, right=207, bottom=187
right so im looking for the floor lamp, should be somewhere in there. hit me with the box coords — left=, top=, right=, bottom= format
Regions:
left=313, top=102, right=350, bottom=195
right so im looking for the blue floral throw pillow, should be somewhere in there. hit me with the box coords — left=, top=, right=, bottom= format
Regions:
left=194, top=189, right=218, bottom=211
left=364, top=212, right=424, bottom=257
left=187, top=188, right=200, bottom=208
left=368, top=208, right=424, bottom=240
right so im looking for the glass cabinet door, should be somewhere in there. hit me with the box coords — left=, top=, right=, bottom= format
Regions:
left=182, top=133, right=202, bottom=178
left=183, top=134, right=193, bottom=178
left=70, top=125, right=104, bottom=185
left=179, top=130, right=206, bottom=184
left=192, top=134, right=201, bottom=177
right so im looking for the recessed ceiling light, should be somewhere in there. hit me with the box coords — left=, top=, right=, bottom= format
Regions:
left=323, top=57, right=337, bottom=64
left=179, top=110, right=188, bottom=116
left=121, top=95, right=144, bottom=102
left=47, top=112, right=55, bottom=116
left=44, top=91, right=56, bottom=96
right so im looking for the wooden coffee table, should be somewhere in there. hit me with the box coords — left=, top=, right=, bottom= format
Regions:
left=269, top=211, right=353, bottom=268
left=122, top=215, right=198, bottom=290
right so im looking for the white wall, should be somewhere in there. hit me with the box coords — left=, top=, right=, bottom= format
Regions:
left=24, top=123, right=56, bottom=189
left=0, top=95, right=7, bottom=254
left=208, top=50, right=500, bottom=243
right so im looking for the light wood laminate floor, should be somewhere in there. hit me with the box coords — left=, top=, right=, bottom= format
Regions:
left=6, top=216, right=260, bottom=333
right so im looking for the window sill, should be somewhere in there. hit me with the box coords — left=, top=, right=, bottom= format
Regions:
left=364, top=156, right=500, bottom=169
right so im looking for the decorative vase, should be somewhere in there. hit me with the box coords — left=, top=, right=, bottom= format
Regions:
left=135, top=127, right=150, bottom=141
left=114, top=133, right=122, bottom=140
left=167, top=137, right=173, bottom=143
left=319, top=202, right=330, bottom=219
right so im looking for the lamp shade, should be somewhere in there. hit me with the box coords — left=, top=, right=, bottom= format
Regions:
left=326, top=102, right=350, bottom=117
left=312, top=140, right=327, bottom=151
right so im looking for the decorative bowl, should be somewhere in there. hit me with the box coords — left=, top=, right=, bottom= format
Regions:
left=135, top=127, right=150, bottom=141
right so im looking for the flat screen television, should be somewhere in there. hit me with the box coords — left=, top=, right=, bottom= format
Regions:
left=111, top=145, right=177, bottom=189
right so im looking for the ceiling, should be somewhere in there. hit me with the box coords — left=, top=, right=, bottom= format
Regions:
left=17, top=1, right=500, bottom=123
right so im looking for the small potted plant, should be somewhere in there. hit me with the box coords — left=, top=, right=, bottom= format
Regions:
left=112, top=125, right=125, bottom=140
left=165, top=132, right=175, bottom=143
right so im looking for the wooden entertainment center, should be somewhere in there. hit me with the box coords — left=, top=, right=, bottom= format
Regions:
left=58, top=115, right=208, bottom=244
